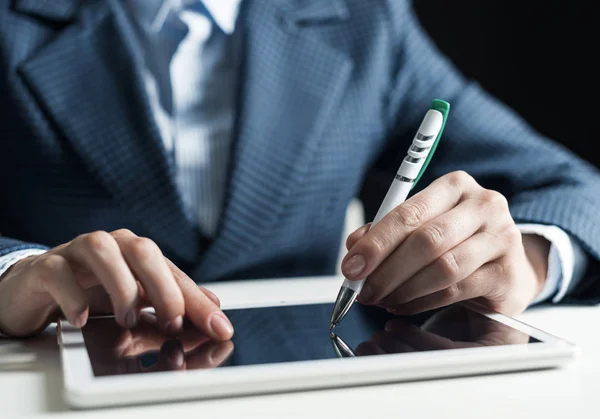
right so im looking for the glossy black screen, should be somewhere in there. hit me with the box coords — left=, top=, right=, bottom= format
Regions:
left=81, top=303, right=540, bottom=377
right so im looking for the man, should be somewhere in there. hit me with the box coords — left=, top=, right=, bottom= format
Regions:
left=0, top=0, right=599, bottom=340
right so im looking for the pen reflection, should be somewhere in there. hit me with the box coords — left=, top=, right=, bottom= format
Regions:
left=330, top=332, right=356, bottom=358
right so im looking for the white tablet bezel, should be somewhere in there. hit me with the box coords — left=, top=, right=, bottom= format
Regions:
left=57, top=276, right=579, bottom=409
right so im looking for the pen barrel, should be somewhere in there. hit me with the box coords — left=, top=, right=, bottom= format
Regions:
left=341, top=182, right=411, bottom=293
left=336, top=104, right=448, bottom=318
left=370, top=111, right=443, bottom=226
left=372, top=179, right=413, bottom=226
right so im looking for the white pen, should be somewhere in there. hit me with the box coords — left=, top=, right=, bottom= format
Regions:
left=329, top=100, right=450, bottom=329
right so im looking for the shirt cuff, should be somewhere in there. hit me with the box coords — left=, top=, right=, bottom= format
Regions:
left=517, top=223, right=587, bottom=305
left=0, top=249, right=47, bottom=278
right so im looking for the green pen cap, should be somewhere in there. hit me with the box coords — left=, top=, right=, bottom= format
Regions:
left=411, top=99, right=450, bottom=189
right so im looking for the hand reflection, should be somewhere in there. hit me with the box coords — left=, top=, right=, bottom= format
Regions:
left=354, top=304, right=530, bottom=356
left=82, top=312, right=233, bottom=376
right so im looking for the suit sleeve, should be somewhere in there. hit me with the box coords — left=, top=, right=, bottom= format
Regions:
left=0, top=248, right=48, bottom=278
left=0, top=237, right=48, bottom=270
left=360, top=0, right=600, bottom=302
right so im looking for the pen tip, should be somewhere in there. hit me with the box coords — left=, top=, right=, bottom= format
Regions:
left=329, top=323, right=335, bottom=331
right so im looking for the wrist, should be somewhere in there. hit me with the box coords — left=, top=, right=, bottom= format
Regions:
left=0, top=255, right=38, bottom=282
left=0, top=254, right=56, bottom=338
left=521, top=233, right=551, bottom=299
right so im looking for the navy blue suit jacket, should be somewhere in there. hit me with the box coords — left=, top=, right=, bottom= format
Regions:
left=1, top=0, right=600, bottom=301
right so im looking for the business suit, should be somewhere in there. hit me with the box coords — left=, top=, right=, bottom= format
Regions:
left=1, top=0, right=599, bottom=301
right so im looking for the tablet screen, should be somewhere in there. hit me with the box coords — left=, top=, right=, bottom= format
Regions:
left=81, top=303, right=540, bottom=377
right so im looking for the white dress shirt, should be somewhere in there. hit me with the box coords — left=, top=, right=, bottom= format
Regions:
left=0, top=0, right=586, bottom=306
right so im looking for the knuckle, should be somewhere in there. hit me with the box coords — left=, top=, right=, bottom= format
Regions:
left=436, top=252, right=461, bottom=281
left=364, top=269, right=386, bottom=297
left=129, top=237, right=160, bottom=262
left=497, top=259, right=516, bottom=281
left=346, top=228, right=363, bottom=250
left=114, top=283, right=138, bottom=306
left=448, top=170, right=475, bottom=188
left=110, top=276, right=139, bottom=303
left=37, top=254, right=67, bottom=279
left=491, top=261, right=506, bottom=278
left=416, top=223, right=446, bottom=253
left=360, top=236, right=386, bottom=260
left=441, top=283, right=461, bottom=302
left=81, top=231, right=115, bottom=253
left=393, top=200, right=428, bottom=230
left=480, top=189, right=508, bottom=211
left=111, top=228, right=136, bottom=238
left=504, top=225, right=523, bottom=247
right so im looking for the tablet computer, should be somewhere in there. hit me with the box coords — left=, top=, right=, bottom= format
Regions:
left=57, top=282, right=578, bottom=409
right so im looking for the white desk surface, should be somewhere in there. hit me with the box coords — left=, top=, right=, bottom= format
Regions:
left=1, top=275, right=598, bottom=419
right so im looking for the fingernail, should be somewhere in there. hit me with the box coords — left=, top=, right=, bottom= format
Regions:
left=358, top=284, right=373, bottom=304
left=166, top=315, right=183, bottom=335
left=125, top=309, right=138, bottom=328
left=209, top=313, right=234, bottom=339
left=163, top=340, right=185, bottom=367
left=342, top=254, right=366, bottom=278
left=72, top=307, right=89, bottom=328
left=209, top=342, right=233, bottom=365
left=167, top=350, right=184, bottom=367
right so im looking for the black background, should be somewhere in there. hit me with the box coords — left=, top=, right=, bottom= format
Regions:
left=414, top=1, right=599, bottom=168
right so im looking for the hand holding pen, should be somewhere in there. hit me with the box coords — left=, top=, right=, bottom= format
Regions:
left=332, top=99, right=552, bottom=326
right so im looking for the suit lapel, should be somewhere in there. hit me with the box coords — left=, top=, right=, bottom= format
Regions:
left=17, top=0, right=201, bottom=263
left=196, top=0, right=353, bottom=280
left=12, top=0, right=80, bottom=22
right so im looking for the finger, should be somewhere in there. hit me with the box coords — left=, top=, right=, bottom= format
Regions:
left=165, top=258, right=233, bottom=341
left=364, top=199, right=489, bottom=304
left=35, top=254, right=89, bottom=328
left=389, top=261, right=503, bottom=315
left=354, top=341, right=386, bottom=357
left=199, top=286, right=221, bottom=307
left=136, top=286, right=220, bottom=330
left=110, top=229, right=138, bottom=240
left=84, top=285, right=114, bottom=314
left=383, top=318, right=473, bottom=350
left=184, top=340, right=234, bottom=369
left=381, top=231, right=505, bottom=307
left=60, top=231, right=139, bottom=328
left=114, top=313, right=210, bottom=357
left=115, top=357, right=146, bottom=375
left=158, top=245, right=221, bottom=308
left=114, top=235, right=185, bottom=335
left=370, top=330, right=418, bottom=354
left=341, top=171, right=479, bottom=281
left=345, top=223, right=371, bottom=251
left=111, top=231, right=239, bottom=315
left=134, top=284, right=232, bottom=315
left=156, top=340, right=186, bottom=371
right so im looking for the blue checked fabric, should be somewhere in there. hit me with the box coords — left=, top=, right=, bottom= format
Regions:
left=1, top=0, right=599, bottom=303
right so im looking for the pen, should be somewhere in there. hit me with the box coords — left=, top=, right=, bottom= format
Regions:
left=329, top=332, right=356, bottom=358
left=329, top=99, right=450, bottom=330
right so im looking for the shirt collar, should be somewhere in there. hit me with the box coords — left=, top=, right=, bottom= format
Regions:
left=201, top=0, right=241, bottom=34
left=126, top=0, right=242, bottom=35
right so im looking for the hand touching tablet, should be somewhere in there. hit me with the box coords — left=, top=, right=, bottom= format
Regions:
left=0, top=229, right=233, bottom=340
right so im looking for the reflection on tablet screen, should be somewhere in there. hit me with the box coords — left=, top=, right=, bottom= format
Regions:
left=81, top=303, right=540, bottom=377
